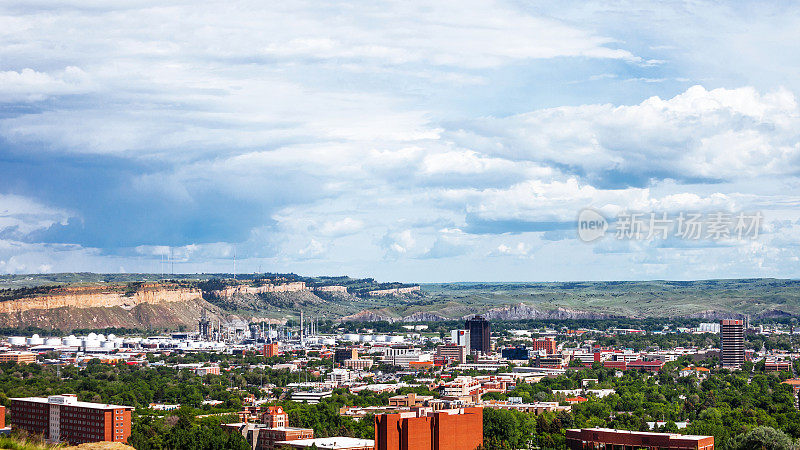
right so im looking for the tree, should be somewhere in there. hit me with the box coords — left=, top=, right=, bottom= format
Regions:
left=725, top=426, right=797, bottom=450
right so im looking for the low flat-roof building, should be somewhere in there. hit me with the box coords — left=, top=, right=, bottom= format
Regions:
left=566, top=428, right=714, bottom=450
left=0, top=351, right=36, bottom=364
left=224, top=423, right=314, bottom=450
left=388, top=392, right=433, bottom=408
left=291, top=390, right=332, bottom=404
left=276, top=437, right=375, bottom=449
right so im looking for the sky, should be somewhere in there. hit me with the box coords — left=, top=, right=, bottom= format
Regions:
left=1, top=0, right=800, bottom=282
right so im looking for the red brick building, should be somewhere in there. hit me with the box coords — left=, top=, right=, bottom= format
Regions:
left=566, top=428, right=714, bottom=449
left=374, top=407, right=483, bottom=450
left=263, top=343, right=279, bottom=358
left=531, top=338, right=557, bottom=354
left=223, top=422, right=314, bottom=450
left=10, top=395, right=132, bottom=444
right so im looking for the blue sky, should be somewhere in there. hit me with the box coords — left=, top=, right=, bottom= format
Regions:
left=1, top=0, right=800, bottom=282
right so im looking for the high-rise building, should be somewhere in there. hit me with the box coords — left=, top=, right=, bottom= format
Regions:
left=465, top=316, right=490, bottom=354
left=450, top=329, right=471, bottom=352
left=10, top=395, right=133, bottom=444
left=720, top=319, right=744, bottom=369
left=374, top=407, right=483, bottom=450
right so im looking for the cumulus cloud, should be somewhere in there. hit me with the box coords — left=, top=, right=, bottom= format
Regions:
left=0, top=194, right=71, bottom=239
left=452, top=86, right=800, bottom=184
left=1, top=1, right=800, bottom=281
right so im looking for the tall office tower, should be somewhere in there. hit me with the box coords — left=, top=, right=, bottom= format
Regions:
left=465, top=315, right=490, bottom=354
left=720, top=319, right=745, bottom=369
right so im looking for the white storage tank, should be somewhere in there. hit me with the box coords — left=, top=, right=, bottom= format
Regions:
left=27, top=334, right=44, bottom=346
left=343, top=334, right=360, bottom=342
left=101, top=341, right=116, bottom=350
left=360, top=334, right=373, bottom=342
left=388, top=335, right=404, bottom=343
left=45, top=337, right=62, bottom=346
left=8, top=336, right=26, bottom=346
left=83, top=338, right=101, bottom=349
left=63, top=335, right=81, bottom=347
left=374, top=335, right=387, bottom=342
left=322, top=338, right=336, bottom=346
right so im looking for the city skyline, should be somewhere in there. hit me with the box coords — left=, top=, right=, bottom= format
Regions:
left=2, top=1, right=800, bottom=281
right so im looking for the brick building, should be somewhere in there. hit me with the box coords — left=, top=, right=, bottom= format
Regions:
left=263, top=343, right=279, bottom=358
left=0, top=352, right=37, bottom=364
left=388, top=393, right=433, bottom=408
left=374, top=407, right=483, bottom=450
left=10, top=395, right=133, bottom=444
left=531, top=338, right=557, bottom=354
left=436, top=344, right=467, bottom=365
left=224, top=422, right=314, bottom=450
left=566, top=428, right=714, bottom=449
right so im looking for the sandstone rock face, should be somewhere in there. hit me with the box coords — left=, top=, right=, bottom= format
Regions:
left=402, top=311, right=448, bottom=322
left=340, top=310, right=394, bottom=322
left=367, top=286, right=420, bottom=296
left=477, top=303, right=618, bottom=320
left=0, top=284, right=202, bottom=315
left=209, top=282, right=308, bottom=298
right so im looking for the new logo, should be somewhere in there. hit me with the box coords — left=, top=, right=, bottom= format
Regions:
left=577, top=208, right=608, bottom=242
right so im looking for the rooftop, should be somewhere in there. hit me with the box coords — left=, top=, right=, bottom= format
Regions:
left=12, top=395, right=133, bottom=410
left=276, top=437, right=375, bottom=449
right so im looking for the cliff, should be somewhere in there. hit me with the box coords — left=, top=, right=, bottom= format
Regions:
left=478, top=303, right=620, bottom=321
left=0, top=283, right=202, bottom=315
left=0, top=283, right=224, bottom=330
left=402, top=311, right=448, bottom=322
left=340, top=310, right=395, bottom=322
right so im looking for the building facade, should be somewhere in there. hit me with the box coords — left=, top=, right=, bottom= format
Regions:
left=531, top=338, right=557, bottom=354
left=0, top=352, right=37, bottom=364
left=465, top=316, right=490, bottom=355
left=374, top=407, right=483, bottom=450
left=566, top=428, right=714, bottom=450
left=10, top=395, right=133, bottom=444
left=437, top=344, right=467, bottom=364
left=720, top=319, right=744, bottom=369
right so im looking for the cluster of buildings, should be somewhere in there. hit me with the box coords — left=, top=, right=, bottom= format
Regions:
left=224, top=405, right=374, bottom=450
left=0, top=313, right=793, bottom=448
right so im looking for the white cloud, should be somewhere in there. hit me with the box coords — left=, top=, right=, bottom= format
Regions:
left=0, top=194, right=71, bottom=237
left=453, top=85, right=800, bottom=182
left=317, top=218, right=364, bottom=237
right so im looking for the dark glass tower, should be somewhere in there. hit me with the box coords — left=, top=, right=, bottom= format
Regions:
left=465, top=315, right=491, bottom=354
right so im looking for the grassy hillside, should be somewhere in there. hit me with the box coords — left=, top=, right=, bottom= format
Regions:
left=415, top=279, right=800, bottom=318
left=1, top=275, right=800, bottom=325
